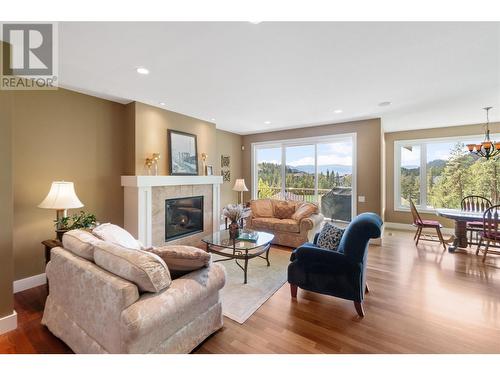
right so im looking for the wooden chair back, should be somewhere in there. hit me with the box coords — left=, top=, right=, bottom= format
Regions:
left=409, top=200, right=422, bottom=226
left=483, top=205, right=500, bottom=239
left=461, top=195, right=492, bottom=212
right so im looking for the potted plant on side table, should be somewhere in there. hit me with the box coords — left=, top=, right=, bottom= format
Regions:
left=54, top=211, right=98, bottom=240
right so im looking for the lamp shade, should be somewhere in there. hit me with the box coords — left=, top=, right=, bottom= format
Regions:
left=232, top=179, right=249, bottom=192
left=38, top=181, right=84, bottom=210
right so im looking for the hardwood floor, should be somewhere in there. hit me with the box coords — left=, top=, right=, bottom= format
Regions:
left=1, top=230, right=499, bottom=354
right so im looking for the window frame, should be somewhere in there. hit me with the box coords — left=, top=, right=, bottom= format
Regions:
left=251, top=133, right=357, bottom=220
left=394, top=133, right=495, bottom=213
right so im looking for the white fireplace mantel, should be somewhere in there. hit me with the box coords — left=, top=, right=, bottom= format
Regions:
left=121, top=175, right=223, bottom=188
left=121, top=175, right=223, bottom=247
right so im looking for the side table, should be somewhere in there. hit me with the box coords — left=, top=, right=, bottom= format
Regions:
left=41, top=239, right=62, bottom=292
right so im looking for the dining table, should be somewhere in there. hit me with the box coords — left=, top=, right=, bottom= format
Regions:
left=435, top=208, right=485, bottom=252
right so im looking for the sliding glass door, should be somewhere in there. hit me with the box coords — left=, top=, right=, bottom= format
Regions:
left=285, top=145, right=316, bottom=202
left=252, top=134, right=356, bottom=222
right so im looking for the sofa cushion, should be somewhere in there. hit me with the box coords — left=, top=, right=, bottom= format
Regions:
left=273, top=201, right=296, bottom=219
left=292, top=202, right=319, bottom=221
left=316, top=222, right=345, bottom=251
left=62, top=229, right=103, bottom=261
left=250, top=199, right=274, bottom=218
left=149, top=245, right=211, bottom=277
left=274, top=218, right=300, bottom=233
left=251, top=217, right=281, bottom=231
left=94, top=242, right=171, bottom=293
left=92, top=223, right=142, bottom=250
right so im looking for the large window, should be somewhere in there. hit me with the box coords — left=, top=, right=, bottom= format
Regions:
left=252, top=134, right=356, bottom=222
left=395, top=135, right=500, bottom=211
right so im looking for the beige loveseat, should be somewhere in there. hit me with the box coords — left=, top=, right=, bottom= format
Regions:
left=246, top=199, right=324, bottom=248
left=42, top=232, right=225, bottom=354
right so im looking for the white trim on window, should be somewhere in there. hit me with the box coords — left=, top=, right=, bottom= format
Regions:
left=251, top=133, right=357, bottom=220
left=394, top=133, right=497, bottom=212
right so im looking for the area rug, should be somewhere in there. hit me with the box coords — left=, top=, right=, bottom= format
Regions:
left=214, top=247, right=290, bottom=324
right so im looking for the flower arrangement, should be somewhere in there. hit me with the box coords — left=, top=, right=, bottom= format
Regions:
left=222, top=204, right=250, bottom=223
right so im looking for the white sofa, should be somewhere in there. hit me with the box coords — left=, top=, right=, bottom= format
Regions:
left=42, top=231, right=226, bottom=354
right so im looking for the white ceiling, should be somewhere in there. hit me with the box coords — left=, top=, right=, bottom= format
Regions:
left=59, top=22, right=500, bottom=134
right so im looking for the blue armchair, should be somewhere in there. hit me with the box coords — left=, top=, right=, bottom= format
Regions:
left=287, top=212, right=383, bottom=317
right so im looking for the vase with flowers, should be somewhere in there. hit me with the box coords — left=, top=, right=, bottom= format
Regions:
left=223, top=204, right=250, bottom=239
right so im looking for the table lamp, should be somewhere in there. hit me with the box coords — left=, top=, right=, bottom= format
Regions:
left=38, top=181, right=84, bottom=232
left=233, top=179, right=249, bottom=205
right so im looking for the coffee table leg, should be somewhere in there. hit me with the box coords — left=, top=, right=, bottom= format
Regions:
left=244, top=251, right=248, bottom=284
left=265, top=245, right=270, bottom=266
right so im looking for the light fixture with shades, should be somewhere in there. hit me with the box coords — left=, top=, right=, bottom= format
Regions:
left=38, top=181, right=84, bottom=230
left=232, top=179, right=249, bottom=204
left=467, top=107, right=498, bottom=160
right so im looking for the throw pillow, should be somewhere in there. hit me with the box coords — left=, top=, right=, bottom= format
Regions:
left=92, top=223, right=142, bottom=250
left=291, top=202, right=318, bottom=221
left=149, top=245, right=211, bottom=278
left=316, top=222, right=345, bottom=251
left=62, top=229, right=103, bottom=262
left=274, top=201, right=296, bottom=219
left=250, top=199, right=274, bottom=218
left=94, top=242, right=172, bottom=293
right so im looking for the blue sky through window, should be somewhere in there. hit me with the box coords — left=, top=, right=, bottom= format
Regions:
left=400, top=137, right=484, bottom=167
left=257, top=141, right=353, bottom=167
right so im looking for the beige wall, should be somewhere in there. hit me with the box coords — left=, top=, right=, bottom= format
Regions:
left=130, top=102, right=243, bottom=209
left=216, top=129, right=243, bottom=208
left=11, top=89, right=127, bottom=280
left=133, top=102, right=217, bottom=175
left=384, top=121, right=500, bottom=226
left=242, top=118, right=382, bottom=216
left=0, top=91, right=14, bottom=318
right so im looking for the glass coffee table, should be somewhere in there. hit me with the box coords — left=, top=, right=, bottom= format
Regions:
left=202, top=229, right=274, bottom=284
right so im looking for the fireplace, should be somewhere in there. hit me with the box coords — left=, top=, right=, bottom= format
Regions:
left=165, top=196, right=204, bottom=241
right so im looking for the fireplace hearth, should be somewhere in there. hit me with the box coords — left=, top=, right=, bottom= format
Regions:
left=165, top=196, right=204, bottom=241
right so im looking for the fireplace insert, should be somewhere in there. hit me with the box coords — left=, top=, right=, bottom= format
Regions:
left=165, top=196, right=204, bottom=241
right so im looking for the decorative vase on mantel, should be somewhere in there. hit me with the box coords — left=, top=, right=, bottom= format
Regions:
left=228, top=220, right=240, bottom=240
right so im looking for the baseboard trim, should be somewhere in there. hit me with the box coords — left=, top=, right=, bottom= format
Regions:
left=384, top=221, right=454, bottom=235
left=0, top=310, right=17, bottom=335
left=13, top=273, right=46, bottom=293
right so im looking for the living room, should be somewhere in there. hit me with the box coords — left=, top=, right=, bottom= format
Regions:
left=1, top=1, right=500, bottom=372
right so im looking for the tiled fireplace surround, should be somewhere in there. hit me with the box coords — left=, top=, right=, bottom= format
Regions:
left=121, top=176, right=223, bottom=247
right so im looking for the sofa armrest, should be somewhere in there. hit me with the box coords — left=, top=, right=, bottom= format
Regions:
left=300, top=213, right=324, bottom=230
left=45, top=247, right=140, bottom=353
left=120, top=263, right=226, bottom=353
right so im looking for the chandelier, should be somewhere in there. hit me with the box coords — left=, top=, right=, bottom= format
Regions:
left=467, top=106, right=498, bottom=160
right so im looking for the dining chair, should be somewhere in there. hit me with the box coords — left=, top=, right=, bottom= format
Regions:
left=410, top=200, right=446, bottom=250
left=461, top=195, right=492, bottom=245
left=476, top=204, right=500, bottom=262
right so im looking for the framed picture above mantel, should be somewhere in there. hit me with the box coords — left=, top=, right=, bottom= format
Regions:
left=167, top=129, right=199, bottom=176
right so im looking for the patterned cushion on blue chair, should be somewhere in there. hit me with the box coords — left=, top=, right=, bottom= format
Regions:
left=316, top=222, right=345, bottom=251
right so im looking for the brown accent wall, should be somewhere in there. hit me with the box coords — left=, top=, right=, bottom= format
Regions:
left=130, top=102, right=243, bottom=209
left=216, top=129, right=243, bottom=208
left=0, top=91, right=14, bottom=318
left=242, top=119, right=382, bottom=216
left=11, top=88, right=127, bottom=280
left=384, top=121, right=500, bottom=226
left=133, top=102, right=217, bottom=175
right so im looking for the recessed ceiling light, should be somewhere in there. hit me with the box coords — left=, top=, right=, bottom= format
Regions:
left=136, top=67, right=149, bottom=75
left=378, top=101, right=392, bottom=107
left=249, top=21, right=262, bottom=24
left=334, top=109, right=343, bottom=114
left=264, top=121, right=271, bottom=125
left=159, top=102, right=166, bottom=106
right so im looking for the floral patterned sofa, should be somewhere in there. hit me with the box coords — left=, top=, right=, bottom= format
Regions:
left=245, top=199, right=324, bottom=248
